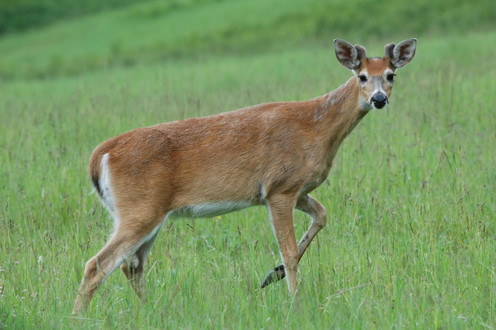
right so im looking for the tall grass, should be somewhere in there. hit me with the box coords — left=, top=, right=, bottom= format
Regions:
left=0, top=0, right=493, bottom=79
left=1, top=28, right=495, bottom=327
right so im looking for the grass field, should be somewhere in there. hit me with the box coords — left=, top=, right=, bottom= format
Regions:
left=1, top=0, right=496, bottom=328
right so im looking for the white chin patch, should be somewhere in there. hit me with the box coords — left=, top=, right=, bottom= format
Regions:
left=360, top=95, right=373, bottom=111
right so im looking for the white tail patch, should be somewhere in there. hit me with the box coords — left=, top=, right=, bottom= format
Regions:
left=100, top=153, right=119, bottom=227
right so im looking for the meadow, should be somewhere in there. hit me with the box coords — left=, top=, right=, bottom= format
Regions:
left=1, top=0, right=496, bottom=328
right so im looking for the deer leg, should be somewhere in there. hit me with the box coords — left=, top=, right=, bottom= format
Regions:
left=120, top=231, right=159, bottom=302
left=72, top=224, right=160, bottom=314
left=261, top=194, right=326, bottom=288
left=266, top=194, right=299, bottom=294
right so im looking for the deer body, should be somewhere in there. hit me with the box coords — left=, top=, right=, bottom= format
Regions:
left=95, top=80, right=361, bottom=215
left=73, top=38, right=417, bottom=314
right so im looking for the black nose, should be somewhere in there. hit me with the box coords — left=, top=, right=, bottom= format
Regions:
left=371, top=93, right=388, bottom=109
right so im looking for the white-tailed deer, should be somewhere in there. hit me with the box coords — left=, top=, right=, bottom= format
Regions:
left=73, top=38, right=417, bottom=314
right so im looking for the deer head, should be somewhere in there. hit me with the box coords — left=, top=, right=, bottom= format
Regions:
left=334, top=38, right=417, bottom=110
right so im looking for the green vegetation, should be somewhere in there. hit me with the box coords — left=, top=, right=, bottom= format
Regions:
left=0, top=0, right=158, bottom=35
left=1, top=0, right=495, bottom=328
left=0, top=0, right=493, bottom=79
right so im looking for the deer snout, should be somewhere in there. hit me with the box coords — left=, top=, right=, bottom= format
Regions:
left=371, top=93, right=388, bottom=109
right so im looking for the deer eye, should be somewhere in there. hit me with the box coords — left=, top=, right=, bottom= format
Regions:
left=386, top=73, right=396, bottom=82
left=358, top=75, right=368, bottom=83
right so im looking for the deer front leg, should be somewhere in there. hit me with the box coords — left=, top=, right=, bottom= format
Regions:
left=261, top=194, right=327, bottom=288
left=266, top=194, right=299, bottom=294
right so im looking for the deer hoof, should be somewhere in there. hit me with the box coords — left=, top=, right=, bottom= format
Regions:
left=261, top=264, right=286, bottom=288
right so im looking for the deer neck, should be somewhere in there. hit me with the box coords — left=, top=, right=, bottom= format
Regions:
left=314, top=76, right=369, bottom=159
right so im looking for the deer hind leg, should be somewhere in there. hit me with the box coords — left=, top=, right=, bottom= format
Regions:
left=72, top=216, right=163, bottom=315
left=266, top=194, right=299, bottom=294
left=261, top=194, right=327, bottom=288
left=120, top=231, right=160, bottom=302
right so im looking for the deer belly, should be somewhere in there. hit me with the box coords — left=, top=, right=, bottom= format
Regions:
left=170, top=201, right=254, bottom=219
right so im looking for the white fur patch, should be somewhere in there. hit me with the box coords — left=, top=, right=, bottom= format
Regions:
left=170, top=201, right=253, bottom=218
left=260, top=185, right=267, bottom=201
left=360, top=95, right=373, bottom=111
left=100, top=153, right=119, bottom=227
left=371, top=78, right=386, bottom=98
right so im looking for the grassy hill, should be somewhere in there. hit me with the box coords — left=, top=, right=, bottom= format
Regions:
left=1, top=0, right=496, bottom=328
left=0, top=0, right=159, bottom=35
left=0, top=0, right=493, bottom=80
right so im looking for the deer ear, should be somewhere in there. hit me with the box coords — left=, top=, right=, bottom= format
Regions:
left=334, top=39, right=365, bottom=71
left=390, top=38, right=417, bottom=69
left=384, top=42, right=395, bottom=59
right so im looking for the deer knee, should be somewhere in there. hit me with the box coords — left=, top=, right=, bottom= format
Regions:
left=83, top=258, right=98, bottom=280
left=314, top=206, right=327, bottom=228
left=78, top=257, right=103, bottom=294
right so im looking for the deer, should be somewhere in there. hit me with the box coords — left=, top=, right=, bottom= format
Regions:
left=73, top=38, right=417, bottom=314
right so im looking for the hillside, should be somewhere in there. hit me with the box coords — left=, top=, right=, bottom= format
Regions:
left=0, top=0, right=494, bottom=80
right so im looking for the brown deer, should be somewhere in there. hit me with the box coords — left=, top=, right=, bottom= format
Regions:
left=73, top=38, right=417, bottom=314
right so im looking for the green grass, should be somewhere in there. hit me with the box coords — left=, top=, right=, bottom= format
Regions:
left=0, top=0, right=493, bottom=79
left=1, top=1, right=496, bottom=328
